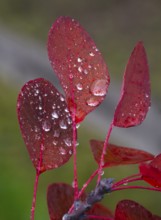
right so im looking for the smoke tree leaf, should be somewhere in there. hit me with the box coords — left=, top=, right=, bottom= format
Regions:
left=140, top=154, right=161, bottom=188
left=17, top=78, right=73, bottom=173
left=115, top=200, right=161, bottom=220
left=48, top=16, right=110, bottom=123
left=114, top=42, right=150, bottom=128
left=90, top=140, right=154, bottom=167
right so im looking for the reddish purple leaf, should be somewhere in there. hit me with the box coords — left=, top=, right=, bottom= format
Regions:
left=17, top=78, right=73, bottom=173
left=47, top=183, right=113, bottom=220
left=87, top=203, right=113, bottom=219
left=90, top=140, right=154, bottom=167
left=48, top=16, right=110, bottom=123
left=47, top=183, right=74, bottom=220
left=115, top=200, right=161, bottom=220
left=140, top=154, right=161, bottom=188
left=113, top=42, right=150, bottom=128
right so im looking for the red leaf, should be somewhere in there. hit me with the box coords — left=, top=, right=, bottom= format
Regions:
left=90, top=140, right=154, bottom=167
left=114, top=42, right=150, bottom=128
left=115, top=200, right=161, bottom=220
left=47, top=183, right=113, bottom=220
left=47, top=183, right=74, bottom=220
left=17, top=78, right=73, bottom=173
left=48, top=16, right=110, bottom=123
left=140, top=154, right=161, bottom=188
left=87, top=203, right=113, bottom=219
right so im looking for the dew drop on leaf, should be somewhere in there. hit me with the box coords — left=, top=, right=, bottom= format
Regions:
left=76, top=83, right=83, bottom=91
left=59, top=147, right=66, bottom=155
left=52, top=111, right=59, bottom=119
left=90, top=79, right=107, bottom=96
left=42, top=120, right=51, bottom=132
left=59, top=120, right=68, bottom=129
left=86, top=97, right=99, bottom=107
left=64, top=137, right=72, bottom=147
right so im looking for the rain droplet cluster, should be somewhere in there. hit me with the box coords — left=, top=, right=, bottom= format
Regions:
left=17, top=78, right=73, bottom=171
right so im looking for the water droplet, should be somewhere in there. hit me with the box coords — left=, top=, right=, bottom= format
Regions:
left=38, top=106, right=42, bottom=110
left=60, top=96, right=65, bottom=101
left=52, top=111, right=59, bottom=119
left=59, top=147, right=66, bottom=155
left=44, top=93, right=47, bottom=97
left=69, top=74, right=73, bottom=79
left=67, top=117, right=72, bottom=125
left=42, top=120, right=51, bottom=132
left=88, top=65, right=92, bottom=69
left=78, top=66, right=82, bottom=73
left=89, top=52, right=95, bottom=56
left=86, top=97, right=99, bottom=107
left=77, top=57, right=82, bottom=62
left=59, top=120, right=68, bottom=129
left=53, top=130, right=60, bottom=138
left=123, top=182, right=128, bottom=186
left=35, top=89, right=39, bottom=94
left=90, top=79, right=107, bottom=96
left=76, top=141, right=79, bottom=146
left=145, top=93, right=149, bottom=98
left=65, top=108, right=69, bottom=113
left=64, top=138, right=72, bottom=147
left=69, top=150, right=73, bottom=155
left=76, top=123, right=80, bottom=129
left=76, top=83, right=83, bottom=91
left=53, top=140, right=58, bottom=145
left=83, top=69, right=88, bottom=75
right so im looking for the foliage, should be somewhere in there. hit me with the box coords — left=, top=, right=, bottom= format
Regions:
left=17, top=16, right=161, bottom=220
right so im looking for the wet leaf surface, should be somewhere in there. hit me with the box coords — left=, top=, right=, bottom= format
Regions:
left=48, top=16, right=110, bottom=123
left=115, top=200, right=161, bottom=220
left=140, top=154, right=161, bottom=188
left=17, top=78, right=73, bottom=173
left=90, top=140, right=154, bottom=167
left=114, top=42, right=150, bottom=128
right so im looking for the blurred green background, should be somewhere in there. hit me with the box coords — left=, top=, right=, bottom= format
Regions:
left=0, top=0, right=161, bottom=219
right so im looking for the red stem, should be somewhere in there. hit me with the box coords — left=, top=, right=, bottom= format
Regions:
left=30, top=171, right=40, bottom=220
left=97, top=121, right=114, bottom=184
left=112, top=185, right=161, bottom=192
left=113, top=173, right=141, bottom=188
left=70, top=77, right=79, bottom=200
left=68, top=169, right=98, bottom=214
left=72, top=113, right=78, bottom=199
left=30, top=143, right=43, bottom=220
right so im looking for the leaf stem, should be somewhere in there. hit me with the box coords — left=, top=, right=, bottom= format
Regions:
left=112, top=185, right=161, bottom=193
left=30, top=143, right=43, bottom=220
left=97, top=121, right=114, bottom=184
left=30, top=171, right=40, bottom=220
left=113, top=173, right=141, bottom=188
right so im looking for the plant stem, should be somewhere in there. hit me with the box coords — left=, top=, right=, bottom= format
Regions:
left=30, top=171, right=40, bottom=220
left=68, top=169, right=98, bottom=214
left=30, top=143, right=43, bottom=220
left=113, top=173, right=141, bottom=187
left=112, top=185, right=161, bottom=192
left=97, top=121, right=114, bottom=184
left=72, top=114, right=78, bottom=199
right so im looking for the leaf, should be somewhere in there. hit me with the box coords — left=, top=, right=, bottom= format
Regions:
left=47, top=183, right=74, bottom=220
left=47, top=183, right=113, bottom=220
left=48, top=16, right=110, bottom=123
left=113, top=42, right=150, bottom=128
left=90, top=140, right=154, bottom=167
left=87, top=203, right=113, bottom=219
left=140, top=154, right=161, bottom=188
left=17, top=78, right=73, bottom=173
left=115, top=199, right=161, bottom=220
